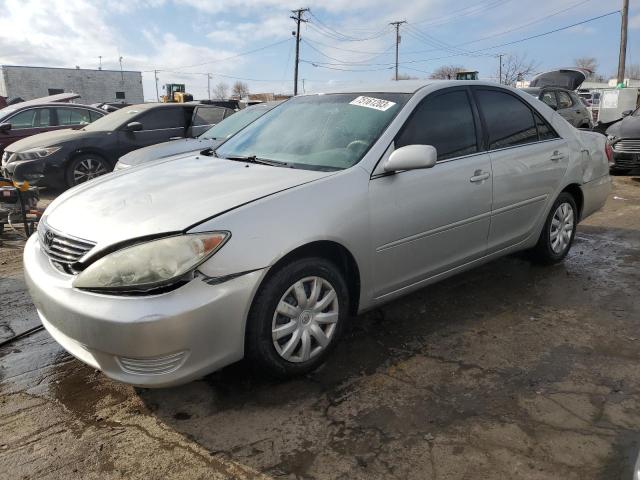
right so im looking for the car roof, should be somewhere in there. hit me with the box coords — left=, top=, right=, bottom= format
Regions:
left=303, top=79, right=510, bottom=95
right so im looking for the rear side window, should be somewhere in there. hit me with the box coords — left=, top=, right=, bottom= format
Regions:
left=557, top=91, right=573, bottom=109
left=137, top=108, right=186, bottom=130
left=541, top=91, right=557, bottom=109
left=475, top=89, right=538, bottom=150
left=193, top=107, right=226, bottom=126
left=534, top=112, right=558, bottom=141
left=55, top=108, right=92, bottom=126
left=396, top=90, right=478, bottom=161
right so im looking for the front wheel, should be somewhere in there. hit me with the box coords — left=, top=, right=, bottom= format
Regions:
left=531, top=192, right=577, bottom=264
left=66, top=154, right=110, bottom=187
left=245, top=257, right=349, bottom=378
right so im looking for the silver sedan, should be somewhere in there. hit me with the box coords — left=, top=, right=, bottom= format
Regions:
left=24, top=80, right=611, bottom=387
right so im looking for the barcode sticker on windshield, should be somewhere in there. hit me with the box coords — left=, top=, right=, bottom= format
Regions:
left=349, top=96, right=396, bottom=111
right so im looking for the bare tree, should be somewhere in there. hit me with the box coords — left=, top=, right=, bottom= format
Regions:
left=232, top=81, right=249, bottom=99
left=574, top=57, right=604, bottom=81
left=497, top=54, right=539, bottom=86
left=212, top=82, right=229, bottom=99
left=429, top=65, right=465, bottom=80
left=626, top=63, right=640, bottom=79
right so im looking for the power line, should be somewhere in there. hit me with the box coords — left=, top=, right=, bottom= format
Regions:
left=307, top=11, right=390, bottom=41
left=142, top=38, right=293, bottom=72
left=411, top=0, right=515, bottom=27
left=301, top=38, right=394, bottom=65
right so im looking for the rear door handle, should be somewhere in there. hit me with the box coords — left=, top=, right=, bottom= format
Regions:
left=550, top=150, right=566, bottom=161
left=470, top=170, right=490, bottom=183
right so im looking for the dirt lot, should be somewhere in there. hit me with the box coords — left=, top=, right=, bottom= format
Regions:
left=1, top=177, right=639, bottom=480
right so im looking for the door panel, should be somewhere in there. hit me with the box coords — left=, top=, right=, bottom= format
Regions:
left=488, top=139, right=569, bottom=251
left=369, top=154, right=492, bottom=297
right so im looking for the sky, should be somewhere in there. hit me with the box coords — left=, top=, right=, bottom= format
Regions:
left=0, top=0, right=637, bottom=101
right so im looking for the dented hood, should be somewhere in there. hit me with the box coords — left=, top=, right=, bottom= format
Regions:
left=529, top=68, right=589, bottom=90
left=44, top=154, right=334, bottom=249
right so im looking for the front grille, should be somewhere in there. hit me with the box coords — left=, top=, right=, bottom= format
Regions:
left=38, top=223, right=96, bottom=273
left=613, top=156, right=640, bottom=168
left=613, top=139, right=640, bottom=153
left=116, top=351, right=188, bottom=375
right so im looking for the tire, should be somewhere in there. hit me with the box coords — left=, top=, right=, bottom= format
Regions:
left=531, top=192, right=578, bottom=265
left=245, top=257, right=349, bottom=378
left=65, top=154, right=111, bottom=187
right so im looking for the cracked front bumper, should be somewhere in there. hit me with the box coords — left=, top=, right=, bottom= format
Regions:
left=23, top=234, right=265, bottom=387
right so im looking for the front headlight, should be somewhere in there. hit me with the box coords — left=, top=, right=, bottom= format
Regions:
left=73, top=232, right=229, bottom=292
left=607, top=135, right=617, bottom=142
left=16, top=146, right=61, bottom=161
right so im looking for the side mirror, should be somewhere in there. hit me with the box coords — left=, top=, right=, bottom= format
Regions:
left=0, top=122, right=12, bottom=133
left=621, top=110, right=633, bottom=117
left=384, top=145, right=437, bottom=172
left=124, top=121, right=143, bottom=132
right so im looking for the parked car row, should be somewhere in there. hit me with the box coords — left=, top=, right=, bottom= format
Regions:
left=24, top=80, right=611, bottom=387
left=2, top=102, right=235, bottom=188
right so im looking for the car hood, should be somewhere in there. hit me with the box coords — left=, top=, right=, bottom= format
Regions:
left=6, top=128, right=94, bottom=153
left=606, top=114, right=640, bottom=138
left=44, top=154, right=335, bottom=248
left=117, top=137, right=222, bottom=167
left=529, top=68, right=589, bottom=90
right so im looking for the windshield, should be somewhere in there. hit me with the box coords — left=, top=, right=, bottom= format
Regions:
left=82, top=106, right=146, bottom=131
left=200, top=105, right=274, bottom=140
left=215, top=93, right=409, bottom=171
left=0, top=106, right=18, bottom=121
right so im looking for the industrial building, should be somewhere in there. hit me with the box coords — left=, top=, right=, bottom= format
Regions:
left=0, top=65, right=144, bottom=104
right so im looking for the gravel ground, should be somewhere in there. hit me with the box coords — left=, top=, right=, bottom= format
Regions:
left=1, top=177, right=639, bottom=480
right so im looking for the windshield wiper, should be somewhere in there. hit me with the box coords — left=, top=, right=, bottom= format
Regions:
left=222, top=154, right=290, bottom=168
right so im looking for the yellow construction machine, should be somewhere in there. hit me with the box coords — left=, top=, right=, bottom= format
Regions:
left=161, top=84, right=194, bottom=103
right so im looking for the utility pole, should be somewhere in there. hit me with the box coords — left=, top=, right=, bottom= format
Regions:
left=154, top=70, right=159, bottom=101
left=291, top=8, right=309, bottom=95
left=497, top=54, right=504, bottom=84
left=617, top=0, right=629, bottom=86
left=207, top=73, right=212, bottom=100
left=390, top=20, right=406, bottom=81
left=118, top=56, right=124, bottom=83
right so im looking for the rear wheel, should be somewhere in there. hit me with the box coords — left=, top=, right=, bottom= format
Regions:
left=532, top=192, right=577, bottom=264
left=65, top=154, right=110, bottom=187
left=245, top=257, right=349, bottom=378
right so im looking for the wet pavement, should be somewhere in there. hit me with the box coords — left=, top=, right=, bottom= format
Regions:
left=1, top=177, right=639, bottom=479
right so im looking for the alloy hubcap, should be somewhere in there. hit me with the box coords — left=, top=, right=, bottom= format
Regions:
left=272, top=276, right=339, bottom=363
left=74, top=158, right=108, bottom=184
left=550, top=202, right=574, bottom=254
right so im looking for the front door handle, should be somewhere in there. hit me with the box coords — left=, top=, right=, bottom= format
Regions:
left=470, top=170, right=490, bottom=183
left=550, top=150, right=566, bottom=161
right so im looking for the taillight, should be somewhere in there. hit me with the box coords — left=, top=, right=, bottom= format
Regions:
left=605, top=142, right=614, bottom=166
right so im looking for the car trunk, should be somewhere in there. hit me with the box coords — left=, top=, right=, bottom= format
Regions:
left=529, top=68, right=589, bottom=90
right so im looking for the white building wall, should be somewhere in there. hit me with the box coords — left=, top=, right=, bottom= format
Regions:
left=0, top=66, right=144, bottom=104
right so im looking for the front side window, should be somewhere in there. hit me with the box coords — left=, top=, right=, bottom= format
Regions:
left=395, top=90, right=478, bottom=161
left=216, top=93, right=409, bottom=171
left=541, top=91, right=557, bottom=109
left=7, top=109, right=37, bottom=129
left=476, top=89, right=538, bottom=150
left=557, top=91, right=573, bottom=109
left=55, top=108, right=92, bottom=126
